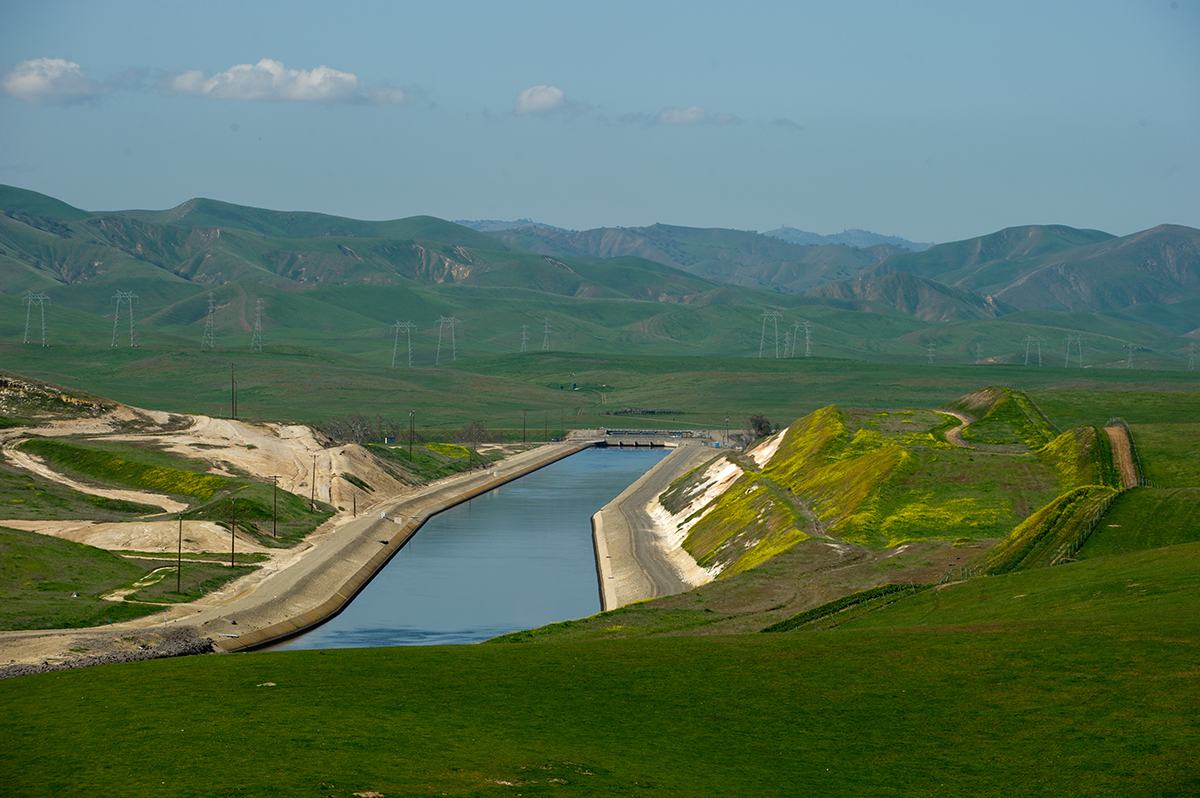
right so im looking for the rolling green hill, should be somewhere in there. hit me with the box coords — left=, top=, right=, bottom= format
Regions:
left=809, top=270, right=1016, bottom=321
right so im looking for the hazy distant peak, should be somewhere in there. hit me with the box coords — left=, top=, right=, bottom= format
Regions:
left=454, top=218, right=572, bottom=233
left=764, top=225, right=934, bottom=252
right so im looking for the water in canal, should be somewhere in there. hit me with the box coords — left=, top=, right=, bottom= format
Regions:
left=272, top=447, right=670, bottom=649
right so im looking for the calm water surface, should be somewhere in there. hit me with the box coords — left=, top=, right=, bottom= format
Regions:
left=272, top=447, right=669, bottom=649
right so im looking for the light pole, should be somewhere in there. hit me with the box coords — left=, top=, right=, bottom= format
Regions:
left=176, top=513, right=183, bottom=593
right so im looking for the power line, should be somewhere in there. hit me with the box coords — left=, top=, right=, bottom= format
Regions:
left=250, top=298, right=265, bottom=352
left=202, top=293, right=217, bottom=349
left=111, top=291, right=138, bottom=347
left=520, top=324, right=529, bottom=353
left=392, top=321, right=416, bottom=367
left=23, top=292, right=49, bottom=347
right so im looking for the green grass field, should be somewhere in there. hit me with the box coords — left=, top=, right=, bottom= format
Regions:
left=2, top=542, right=1197, bottom=797
left=1078, top=488, right=1200, bottom=558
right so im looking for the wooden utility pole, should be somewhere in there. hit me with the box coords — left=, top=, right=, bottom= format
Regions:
left=177, top=514, right=182, bottom=593
left=230, top=498, right=236, bottom=567
left=272, top=475, right=278, bottom=538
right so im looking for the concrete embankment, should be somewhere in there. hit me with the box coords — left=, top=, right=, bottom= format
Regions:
left=593, top=444, right=719, bottom=610
left=206, top=442, right=591, bottom=652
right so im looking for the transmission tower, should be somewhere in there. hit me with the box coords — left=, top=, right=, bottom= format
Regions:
left=1075, top=335, right=1085, bottom=368
left=520, top=324, right=529, bottom=353
left=926, top=342, right=936, bottom=365
left=111, top=291, right=138, bottom=347
left=1063, top=335, right=1074, bottom=368
left=1188, top=342, right=1195, bottom=372
left=23, top=292, right=49, bottom=346
left=974, top=342, right=984, bottom=364
left=1125, top=342, right=1136, bottom=369
left=202, top=293, right=217, bottom=349
left=250, top=298, right=265, bottom=352
left=435, top=316, right=459, bottom=364
left=759, top=310, right=781, bottom=358
left=392, top=321, right=416, bottom=367
left=542, top=318, right=551, bottom=351
left=783, top=331, right=791, bottom=359
left=788, top=322, right=801, bottom=357
left=1023, top=335, right=1044, bottom=366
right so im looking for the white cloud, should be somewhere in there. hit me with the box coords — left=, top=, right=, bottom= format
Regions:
left=658, top=105, right=709, bottom=125
left=1, top=58, right=103, bottom=105
left=165, top=58, right=413, bottom=105
left=514, top=85, right=566, bottom=115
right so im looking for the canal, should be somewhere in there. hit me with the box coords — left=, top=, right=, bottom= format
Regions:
left=272, top=447, right=671, bottom=649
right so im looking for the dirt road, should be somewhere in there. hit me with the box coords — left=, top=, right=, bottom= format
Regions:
left=1104, top=425, right=1139, bottom=489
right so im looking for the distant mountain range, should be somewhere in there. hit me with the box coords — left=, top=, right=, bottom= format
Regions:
left=761, top=226, right=934, bottom=252
left=2, top=184, right=1197, bottom=356
left=457, top=219, right=934, bottom=252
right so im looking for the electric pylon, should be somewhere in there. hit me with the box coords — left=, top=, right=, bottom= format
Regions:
left=926, top=342, right=936, bottom=365
left=111, top=291, right=138, bottom=347
left=520, top=324, right=529, bottom=353
left=23, top=292, right=49, bottom=346
left=202, top=293, right=217, bottom=349
left=392, top=321, right=416, bottom=367
left=250, top=298, right=265, bottom=352
left=759, top=310, right=781, bottom=358
left=542, top=318, right=551, bottom=351
left=1188, top=342, right=1195, bottom=372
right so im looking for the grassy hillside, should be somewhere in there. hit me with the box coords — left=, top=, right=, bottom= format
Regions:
left=3, top=541, right=1197, bottom=796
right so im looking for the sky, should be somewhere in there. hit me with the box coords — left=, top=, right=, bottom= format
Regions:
left=1, top=0, right=1197, bottom=243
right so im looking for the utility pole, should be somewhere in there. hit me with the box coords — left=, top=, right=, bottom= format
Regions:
left=544, top=409, right=548, bottom=442
left=177, top=514, right=183, bottom=593
left=230, top=363, right=236, bottom=419
left=522, top=409, right=527, bottom=443
left=271, top=475, right=278, bottom=538
left=409, top=411, right=415, bottom=461
left=230, top=498, right=236, bottom=568
left=310, top=454, right=317, bottom=509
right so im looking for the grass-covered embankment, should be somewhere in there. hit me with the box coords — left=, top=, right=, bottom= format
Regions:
left=0, top=526, right=165, bottom=628
left=2, top=542, right=1197, bottom=797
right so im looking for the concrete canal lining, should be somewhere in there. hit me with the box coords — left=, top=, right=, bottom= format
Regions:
left=209, top=442, right=592, bottom=652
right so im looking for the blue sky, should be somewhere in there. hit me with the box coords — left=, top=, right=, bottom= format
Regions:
left=1, top=0, right=1197, bottom=242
